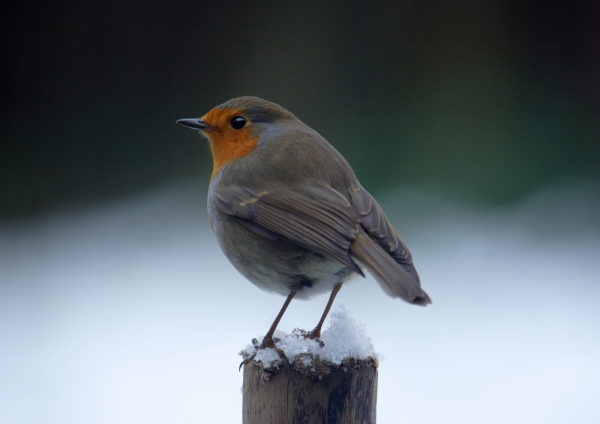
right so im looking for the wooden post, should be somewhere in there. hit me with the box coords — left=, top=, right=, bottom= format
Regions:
left=242, top=355, right=378, bottom=424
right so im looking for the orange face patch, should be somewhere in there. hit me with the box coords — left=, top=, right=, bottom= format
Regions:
left=201, top=108, right=259, bottom=180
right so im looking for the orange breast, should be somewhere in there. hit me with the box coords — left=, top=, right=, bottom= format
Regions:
left=203, top=108, right=259, bottom=180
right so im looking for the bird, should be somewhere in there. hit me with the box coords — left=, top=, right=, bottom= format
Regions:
left=177, top=96, right=430, bottom=349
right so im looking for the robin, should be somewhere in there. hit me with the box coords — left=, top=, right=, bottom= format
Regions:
left=177, top=97, right=430, bottom=348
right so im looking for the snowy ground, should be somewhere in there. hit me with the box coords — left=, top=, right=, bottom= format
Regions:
left=1, top=178, right=599, bottom=424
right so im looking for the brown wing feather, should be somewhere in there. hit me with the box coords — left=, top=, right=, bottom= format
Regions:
left=214, top=185, right=364, bottom=276
left=349, top=185, right=419, bottom=283
left=214, top=182, right=430, bottom=305
left=348, top=184, right=430, bottom=304
left=350, top=230, right=431, bottom=305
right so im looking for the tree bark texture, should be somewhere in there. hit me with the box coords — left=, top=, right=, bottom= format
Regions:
left=242, top=357, right=378, bottom=424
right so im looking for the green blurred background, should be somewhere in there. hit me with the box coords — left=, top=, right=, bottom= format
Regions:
left=2, top=0, right=599, bottom=219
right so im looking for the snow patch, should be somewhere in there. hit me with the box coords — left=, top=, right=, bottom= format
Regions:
left=241, top=302, right=377, bottom=369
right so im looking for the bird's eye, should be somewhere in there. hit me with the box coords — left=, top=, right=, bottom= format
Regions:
left=230, top=116, right=247, bottom=130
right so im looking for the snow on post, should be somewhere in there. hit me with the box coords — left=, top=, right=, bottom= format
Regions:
left=241, top=304, right=379, bottom=424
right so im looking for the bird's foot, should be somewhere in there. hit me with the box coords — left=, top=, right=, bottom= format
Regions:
left=307, top=328, right=321, bottom=340
left=293, top=328, right=325, bottom=347
left=238, top=336, right=280, bottom=371
left=260, top=336, right=276, bottom=349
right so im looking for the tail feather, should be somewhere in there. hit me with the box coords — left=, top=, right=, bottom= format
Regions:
left=350, top=231, right=431, bottom=306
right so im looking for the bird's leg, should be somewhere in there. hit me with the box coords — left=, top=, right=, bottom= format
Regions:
left=309, top=283, right=342, bottom=340
left=261, top=290, right=297, bottom=349
left=240, top=290, right=298, bottom=370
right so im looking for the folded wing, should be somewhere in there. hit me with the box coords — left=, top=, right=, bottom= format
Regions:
left=214, top=185, right=364, bottom=275
left=214, top=183, right=431, bottom=305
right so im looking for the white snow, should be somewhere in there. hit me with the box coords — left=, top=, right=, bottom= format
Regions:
left=1, top=177, right=599, bottom=424
left=242, top=302, right=377, bottom=368
left=320, top=303, right=376, bottom=363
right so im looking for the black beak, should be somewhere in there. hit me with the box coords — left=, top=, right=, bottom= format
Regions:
left=176, top=118, right=211, bottom=130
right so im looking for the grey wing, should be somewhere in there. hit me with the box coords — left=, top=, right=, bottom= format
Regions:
left=213, top=185, right=365, bottom=276
left=349, top=184, right=430, bottom=304
left=349, top=184, right=420, bottom=283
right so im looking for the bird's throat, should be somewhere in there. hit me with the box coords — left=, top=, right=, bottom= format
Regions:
left=208, top=132, right=259, bottom=180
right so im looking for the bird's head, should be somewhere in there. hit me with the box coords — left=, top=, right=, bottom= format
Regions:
left=177, top=96, right=297, bottom=179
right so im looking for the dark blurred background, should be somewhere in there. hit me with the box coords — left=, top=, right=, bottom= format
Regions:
left=2, top=0, right=599, bottom=219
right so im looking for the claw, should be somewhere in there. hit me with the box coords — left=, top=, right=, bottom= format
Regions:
left=239, top=336, right=279, bottom=371
left=239, top=355, right=254, bottom=371
left=301, top=328, right=325, bottom=347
